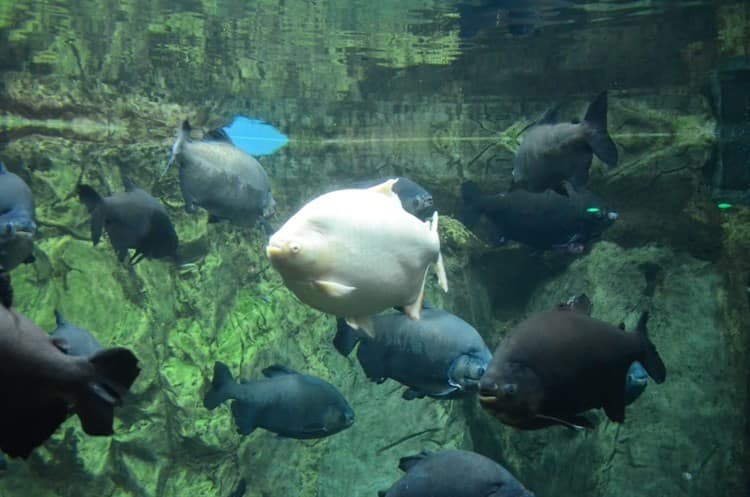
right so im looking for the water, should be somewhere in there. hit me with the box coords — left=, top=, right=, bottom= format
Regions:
left=0, top=1, right=748, bottom=496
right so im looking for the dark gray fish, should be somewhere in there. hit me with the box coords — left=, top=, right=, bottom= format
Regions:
left=334, top=308, right=491, bottom=400
left=203, top=362, right=354, bottom=439
left=478, top=302, right=666, bottom=430
left=512, top=91, right=618, bottom=194
left=379, top=449, right=534, bottom=497
left=77, top=181, right=179, bottom=264
left=50, top=310, right=103, bottom=358
left=0, top=162, right=36, bottom=271
left=165, top=121, right=276, bottom=232
left=347, top=177, right=434, bottom=220
left=0, top=266, right=140, bottom=459
left=461, top=180, right=617, bottom=253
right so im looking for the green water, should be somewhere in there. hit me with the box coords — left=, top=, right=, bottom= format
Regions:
left=0, top=1, right=748, bottom=496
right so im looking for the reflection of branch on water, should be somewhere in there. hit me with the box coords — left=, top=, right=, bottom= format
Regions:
left=376, top=428, right=441, bottom=455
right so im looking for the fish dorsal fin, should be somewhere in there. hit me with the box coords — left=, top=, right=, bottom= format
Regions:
left=204, top=128, right=234, bottom=144
left=537, top=105, right=559, bottom=125
left=122, top=177, right=138, bottom=192
left=367, top=178, right=399, bottom=196
left=398, top=451, right=431, bottom=472
left=54, top=309, right=67, bottom=326
left=262, top=365, right=298, bottom=378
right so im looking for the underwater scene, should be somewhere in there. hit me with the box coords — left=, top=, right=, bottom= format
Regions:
left=0, top=0, right=749, bottom=496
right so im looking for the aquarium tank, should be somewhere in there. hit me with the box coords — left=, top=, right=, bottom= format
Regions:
left=0, top=0, right=748, bottom=496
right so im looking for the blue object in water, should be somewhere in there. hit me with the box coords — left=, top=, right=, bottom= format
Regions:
left=222, top=116, right=289, bottom=156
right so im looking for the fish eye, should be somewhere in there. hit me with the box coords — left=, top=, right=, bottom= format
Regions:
left=477, top=366, right=485, bottom=377
left=289, top=242, right=301, bottom=254
left=502, top=383, right=518, bottom=397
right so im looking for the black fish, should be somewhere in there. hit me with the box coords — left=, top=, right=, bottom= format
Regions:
left=203, top=362, right=354, bottom=439
left=0, top=266, right=140, bottom=458
left=77, top=181, right=179, bottom=264
left=0, top=162, right=36, bottom=271
left=50, top=310, right=103, bottom=358
left=379, top=449, right=534, bottom=497
left=461, top=180, right=617, bottom=252
left=347, top=177, right=434, bottom=220
left=165, top=121, right=276, bottom=232
left=334, top=308, right=491, bottom=400
left=512, top=91, right=618, bottom=194
left=478, top=302, right=666, bottom=430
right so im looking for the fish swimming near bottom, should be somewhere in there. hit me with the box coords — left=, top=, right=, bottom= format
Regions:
left=203, top=361, right=355, bottom=439
left=461, top=180, right=617, bottom=253
left=334, top=308, right=491, bottom=400
left=378, top=449, right=535, bottom=497
left=478, top=299, right=666, bottom=430
left=77, top=181, right=179, bottom=264
left=0, top=266, right=141, bottom=458
left=50, top=310, right=103, bottom=358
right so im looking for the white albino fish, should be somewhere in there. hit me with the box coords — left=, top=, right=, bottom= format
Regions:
left=266, top=179, right=448, bottom=337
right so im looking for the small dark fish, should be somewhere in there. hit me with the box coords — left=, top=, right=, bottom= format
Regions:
left=77, top=181, right=179, bottom=264
left=0, top=266, right=140, bottom=459
left=378, top=449, right=535, bottom=497
left=478, top=301, right=666, bottom=430
left=49, top=310, right=103, bottom=358
left=461, top=180, right=617, bottom=253
left=334, top=308, right=491, bottom=400
left=347, top=177, right=434, bottom=220
left=165, top=121, right=276, bottom=232
left=0, top=162, right=36, bottom=271
left=203, top=362, right=354, bottom=439
left=512, top=91, right=618, bottom=194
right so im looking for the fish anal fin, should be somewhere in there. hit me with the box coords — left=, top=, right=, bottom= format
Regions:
left=428, top=212, right=448, bottom=292
left=314, top=280, right=356, bottom=298
left=230, top=401, right=259, bottom=436
left=345, top=316, right=374, bottom=338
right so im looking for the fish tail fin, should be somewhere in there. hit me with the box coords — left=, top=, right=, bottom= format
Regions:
left=459, top=181, right=483, bottom=228
left=77, top=347, right=140, bottom=436
left=162, top=120, right=190, bottom=178
left=635, top=311, right=666, bottom=384
left=77, top=184, right=105, bottom=245
left=203, top=361, right=236, bottom=410
left=583, top=91, right=618, bottom=168
left=427, top=211, right=448, bottom=292
left=333, top=318, right=362, bottom=356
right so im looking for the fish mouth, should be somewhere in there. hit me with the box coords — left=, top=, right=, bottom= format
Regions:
left=265, top=244, right=283, bottom=259
left=478, top=394, right=499, bottom=405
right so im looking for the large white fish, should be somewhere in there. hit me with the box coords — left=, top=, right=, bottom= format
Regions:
left=266, top=179, right=448, bottom=336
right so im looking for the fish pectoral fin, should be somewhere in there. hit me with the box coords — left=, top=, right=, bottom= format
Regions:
left=50, top=336, right=69, bottom=353
left=428, top=212, right=449, bottom=292
left=603, top=391, right=626, bottom=423
left=314, top=280, right=356, bottom=298
left=345, top=316, right=375, bottom=338
left=402, top=389, right=425, bottom=401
